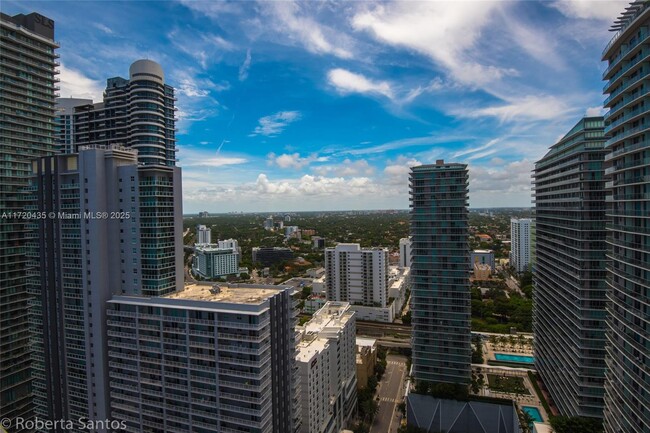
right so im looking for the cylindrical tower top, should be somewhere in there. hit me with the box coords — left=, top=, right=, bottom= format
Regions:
left=129, top=59, right=164, bottom=83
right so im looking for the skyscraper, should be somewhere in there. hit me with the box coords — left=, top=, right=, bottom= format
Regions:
left=60, top=59, right=176, bottom=165
left=196, top=224, right=212, bottom=244
left=106, top=283, right=299, bottom=433
left=0, top=12, right=59, bottom=427
left=510, top=218, right=532, bottom=273
left=28, top=146, right=182, bottom=429
left=409, top=161, right=471, bottom=385
left=399, top=237, right=412, bottom=268
left=601, top=2, right=650, bottom=432
left=533, top=117, right=608, bottom=418
left=54, top=97, right=92, bottom=154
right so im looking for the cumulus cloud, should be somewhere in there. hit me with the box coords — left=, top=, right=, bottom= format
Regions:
left=267, top=152, right=327, bottom=170
left=58, top=63, right=105, bottom=101
left=384, top=156, right=422, bottom=185
left=256, top=173, right=376, bottom=196
left=469, top=159, right=534, bottom=194
left=250, top=111, right=302, bottom=136
left=313, top=159, right=375, bottom=177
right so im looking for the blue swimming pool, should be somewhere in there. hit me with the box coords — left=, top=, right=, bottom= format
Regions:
left=522, top=406, right=543, bottom=422
left=495, top=353, right=534, bottom=364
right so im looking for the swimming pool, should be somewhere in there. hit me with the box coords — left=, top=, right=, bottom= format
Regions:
left=494, top=353, right=534, bottom=364
left=522, top=406, right=543, bottom=422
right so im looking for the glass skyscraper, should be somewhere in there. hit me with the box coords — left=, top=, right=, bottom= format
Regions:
left=409, top=161, right=471, bottom=385
left=533, top=117, right=608, bottom=418
left=602, top=2, right=650, bottom=432
left=0, top=12, right=59, bottom=428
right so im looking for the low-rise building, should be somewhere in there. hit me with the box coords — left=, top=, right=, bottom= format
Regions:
left=296, top=302, right=357, bottom=433
left=253, top=247, right=294, bottom=266
left=312, top=236, right=326, bottom=250
left=471, top=249, right=495, bottom=271
left=355, top=337, right=377, bottom=390
left=193, top=243, right=240, bottom=278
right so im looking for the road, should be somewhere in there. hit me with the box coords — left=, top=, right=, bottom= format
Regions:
left=370, top=355, right=407, bottom=433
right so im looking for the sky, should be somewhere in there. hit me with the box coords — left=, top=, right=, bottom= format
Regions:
left=8, top=0, right=628, bottom=212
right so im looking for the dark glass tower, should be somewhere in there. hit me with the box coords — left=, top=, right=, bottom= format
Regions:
left=533, top=117, right=608, bottom=418
left=0, top=12, right=58, bottom=428
left=409, top=161, right=471, bottom=385
left=602, top=2, right=650, bottom=432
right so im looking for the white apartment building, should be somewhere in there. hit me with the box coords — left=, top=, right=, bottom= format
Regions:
left=196, top=224, right=212, bottom=244
left=325, top=244, right=389, bottom=311
left=296, top=302, right=357, bottom=433
left=192, top=244, right=240, bottom=278
left=398, top=237, right=412, bottom=268
left=107, top=283, right=299, bottom=433
left=510, top=218, right=532, bottom=273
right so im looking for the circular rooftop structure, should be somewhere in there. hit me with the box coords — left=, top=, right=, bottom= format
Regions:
left=129, top=59, right=164, bottom=83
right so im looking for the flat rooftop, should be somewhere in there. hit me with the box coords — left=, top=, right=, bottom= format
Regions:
left=166, top=283, right=283, bottom=305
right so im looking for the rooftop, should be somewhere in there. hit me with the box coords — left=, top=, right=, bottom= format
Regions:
left=166, top=283, right=284, bottom=305
left=300, top=301, right=354, bottom=337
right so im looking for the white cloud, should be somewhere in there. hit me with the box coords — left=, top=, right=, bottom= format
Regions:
left=313, top=159, right=375, bottom=177
left=58, top=63, right=105, bottom=101
left=456, top=95, right=577, bottom=123
left=255, top=173, right=376, bottom=197
left=264, top=1, right=354, bottom=59
left=586, top=105, right=605, bottom=116
left=383, top=156, right=422, bottom=185
left=239, top=49, right=252, bottom=81
left=327, top=68, right=394, bottom=99
left=550, top=0, right=628, bottom=21
left=167, top=28, right=235, bottom=69
left=342, top=134, right=471, bottom=156
left=93, top=23, right=113, bottom=35
left=352, top=2, right=516, bottom=87
left=267, top=152, right=325, bottom=170
left=250, top=111, right=302, bottom=136
left=453, top=139, right=500, bottom=159
left=469, top=159, right=534, bottom=194
left=177, top=147, right=247, bottom=168
left=173, top=70, right=229, bottom=98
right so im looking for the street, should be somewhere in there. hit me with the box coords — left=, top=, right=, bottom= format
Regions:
left=370, top=354, right=407, bottom=433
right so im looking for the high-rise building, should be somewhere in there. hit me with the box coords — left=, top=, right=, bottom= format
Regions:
left=399, top=237, right=412, bottom=268
left=602, top=3, right=650, bottom=432
left=196, top=224, right=212, bottom=244
left=27, top=146, right=183, bottom=430
left=510, top=218, right=532, bottom=273
left=106, top=283, right=300, bottom=433
left=409, top=161, right=471, bottom=385
left=54, top=97, right=92, bottom=154
left=325, top=244, right=389, bottom=307
left=0, top=11, right=59, bottom=427
left=533, top=117, right=608, bottom=418
left=296, top=302, right=357, bottom=433
left=60, top=59, right=176, bottom=165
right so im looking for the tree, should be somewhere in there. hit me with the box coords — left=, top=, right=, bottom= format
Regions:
left=402, top=310, right=412, bottom=326
left=550, top=416, right=604, bottom=433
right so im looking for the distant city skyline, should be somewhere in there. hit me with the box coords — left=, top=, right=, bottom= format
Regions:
left=6, top=0, right=627, bottom=211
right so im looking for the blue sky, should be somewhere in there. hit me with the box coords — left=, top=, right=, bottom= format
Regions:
left=9, top=0, right=627, bottom=212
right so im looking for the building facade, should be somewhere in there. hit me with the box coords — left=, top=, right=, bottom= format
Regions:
left=62, top=59, right=176, bottom=165
left=55, top=97, right=92, bottom=154
left=471, top=250, right=495, bottom=272
left=196, top=224, right=212, bottom=244
left=193, top=244, right=240, bottom=278
left=399, top=237, right=412, bottom=268
left=325, top=243, right=389, bottom=309
left=0, top=11, right=59, bottom=427
left=106, top=283, right=299, bottom=433
left=296, top=302, right=357, bottom=433
left=601, top=3, right=650, bottom=432
left=252, top=247, right=294, bottom=267
left=27, top=146, right=183, bottom=431
left=510, top=218, right=532, bottom=273
left=533, top=117, right=608, bottom=418
left=409, top=161, right=471, bottom=385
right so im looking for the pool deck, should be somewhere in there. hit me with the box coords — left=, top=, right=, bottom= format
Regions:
left=475, top=339, right=551, bottom=428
